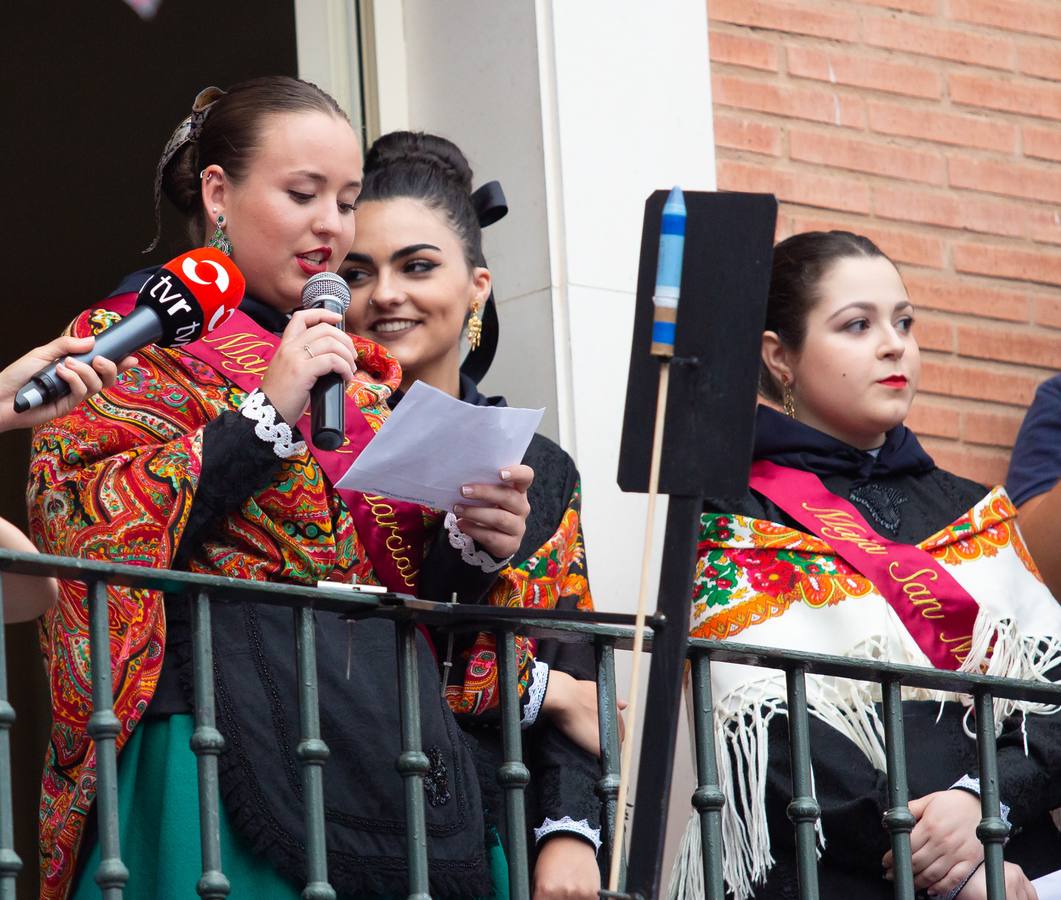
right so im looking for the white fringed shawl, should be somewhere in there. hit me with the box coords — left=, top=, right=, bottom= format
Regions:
left=669, top=487, right=1061, bottom=900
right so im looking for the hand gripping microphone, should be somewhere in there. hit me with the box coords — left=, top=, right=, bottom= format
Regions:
left=301, top=271, right=351, bottom=451
left=15, top=248, right=244, bottom=413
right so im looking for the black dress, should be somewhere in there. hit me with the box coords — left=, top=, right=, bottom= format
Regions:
left=413, top=375, right=603, bottom=862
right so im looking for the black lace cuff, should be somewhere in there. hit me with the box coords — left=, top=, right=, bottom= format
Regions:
left=529, top=725, right=602, bottom=839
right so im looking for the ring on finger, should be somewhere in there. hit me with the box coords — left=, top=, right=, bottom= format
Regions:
left=303, top=345, right=314, bottom=360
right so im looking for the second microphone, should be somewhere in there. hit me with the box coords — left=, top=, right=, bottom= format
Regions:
left=302, top=271, right=352, bottom=451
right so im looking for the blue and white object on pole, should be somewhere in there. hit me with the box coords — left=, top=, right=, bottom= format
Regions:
left=650, top=186, right=686, bottom=358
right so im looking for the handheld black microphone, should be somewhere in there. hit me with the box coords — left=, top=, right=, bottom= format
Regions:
left=301, top=271, right=351, bottom=451
left=15, top=248, right=245, bottom=413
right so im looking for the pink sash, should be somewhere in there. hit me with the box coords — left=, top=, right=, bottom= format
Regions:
left=99, top=294, right=425, bottom=595
left=749, top=459, right=981, bottom=670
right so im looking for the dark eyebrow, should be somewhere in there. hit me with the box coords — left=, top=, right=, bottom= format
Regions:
left=390, top=243, right=440, bottom=262
left=343, top=244, right=441, bottom=268
left=292, top=170, right=362, bottom=190
left=826, top=299, right=913, bottom=323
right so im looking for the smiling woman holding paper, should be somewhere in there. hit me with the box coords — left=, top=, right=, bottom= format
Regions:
left=342, top=131, right=607, bottom=900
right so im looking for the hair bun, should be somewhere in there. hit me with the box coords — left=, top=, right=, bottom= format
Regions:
left=365, top=131, right=473, bottom=193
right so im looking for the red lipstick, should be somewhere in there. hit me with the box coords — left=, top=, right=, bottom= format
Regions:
left=878, top=375, right=908, bottom=389
left=296, top=247, right=332, bottom=276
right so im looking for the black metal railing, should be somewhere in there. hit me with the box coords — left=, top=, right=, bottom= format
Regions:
left=681, top=638, right=1061, bottom=900
left=1, top=548, right=1055, bottom=899
left=0, top=549, right=641, bottom=899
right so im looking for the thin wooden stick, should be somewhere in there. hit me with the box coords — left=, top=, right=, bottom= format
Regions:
left=608, top=361, right=670, bottom=891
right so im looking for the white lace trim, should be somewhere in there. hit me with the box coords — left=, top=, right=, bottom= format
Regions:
left=951, top=774, right=1012, bottom=826
left=533, top=816, right=602, bottom=853
left=238, top=389, right=307, bottom=459
left=521, top=660, right=550, bottom=728
left=443, top=511, right=513, bottom=573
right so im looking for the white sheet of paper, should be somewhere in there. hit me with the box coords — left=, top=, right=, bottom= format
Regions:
left=336, top=380, right=544, bottom=511
left=1033, top=869, right=1061, bottom=899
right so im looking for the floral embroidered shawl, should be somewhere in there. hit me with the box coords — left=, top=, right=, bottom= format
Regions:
left=683, top=487, right=1061, bottom=899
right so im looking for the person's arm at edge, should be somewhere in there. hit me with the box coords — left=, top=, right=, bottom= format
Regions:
left=1017, top=484, right=1061, bottom=601
left=0, top=332, right=136, bottom=622
left=0, top=334, right=136, bottom=432
left=0, top=518, right=57, bottom=623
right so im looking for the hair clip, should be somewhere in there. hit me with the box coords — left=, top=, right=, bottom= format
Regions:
left=145, top=85, right=227, bottom=253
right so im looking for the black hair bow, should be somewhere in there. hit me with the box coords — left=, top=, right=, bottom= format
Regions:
left=460, top=181, right=508, bottom=384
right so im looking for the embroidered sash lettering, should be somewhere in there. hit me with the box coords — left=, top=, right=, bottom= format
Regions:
left=750, top=459, right=981, bottom=670
left=365, top=494, right=419, bottom=587
left=201, top=331, right=272, bottom=376
left=800, top=504, right=888, bottom=555
left=888, top=562, right=943, bottom=619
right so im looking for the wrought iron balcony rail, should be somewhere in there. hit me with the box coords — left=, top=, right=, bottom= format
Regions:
left=0, top=548, right=1056, bottom=900
left=673, top=638, right=1061, bottom=900
left=0, top=549, right=646, bottom=900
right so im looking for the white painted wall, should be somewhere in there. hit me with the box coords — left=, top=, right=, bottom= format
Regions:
left=367, top=1, right=410, bottom=136
left=294, top=0, right=363, bottom=124
left=541, top=0, right=716, bottom=871
left=398, top=0, right=561, bottom=439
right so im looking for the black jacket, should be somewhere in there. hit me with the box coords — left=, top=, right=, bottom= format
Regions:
left=420, top=376, right=602, bottom=856
left=144, top=293, right=493, bottom=898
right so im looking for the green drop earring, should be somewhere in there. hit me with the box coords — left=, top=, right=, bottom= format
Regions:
left=208, top=212, right=233, bottom=256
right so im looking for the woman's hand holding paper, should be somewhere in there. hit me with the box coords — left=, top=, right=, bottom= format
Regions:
left=453, top=464, right=534, bottom=560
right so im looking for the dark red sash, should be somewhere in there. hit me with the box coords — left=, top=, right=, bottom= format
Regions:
left=749, top=459, right=981, bottom=670
left=98, top=294, right=425, bottom=594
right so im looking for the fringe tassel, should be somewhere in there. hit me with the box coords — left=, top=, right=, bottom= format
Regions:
left=719, top=698, right=777, bottom=899
left=666, top=814, right=704, bottom=900
left=961, top=614, right=1061, bottom=833
left=667, top=615, right=1061, bottom=900
left=959, top=613, right=1061, bottom=731
left=668, top=681, right=884, bottom=900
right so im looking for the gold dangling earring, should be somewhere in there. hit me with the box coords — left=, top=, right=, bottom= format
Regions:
left=207, top=213, right=233, bottom=256
left=782, top=381, right=797, bottom=418
left=466, top=300, right=483, bottom=351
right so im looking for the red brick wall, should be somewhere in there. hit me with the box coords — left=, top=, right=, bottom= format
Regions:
left=709, top=0, right=1061, bottom=486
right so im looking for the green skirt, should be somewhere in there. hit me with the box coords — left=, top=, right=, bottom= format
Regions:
left=72, top=714, right=508, bottom=899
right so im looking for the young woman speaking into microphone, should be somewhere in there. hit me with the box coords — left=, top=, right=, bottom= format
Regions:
left=30, top=78, right=530, bottom=899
